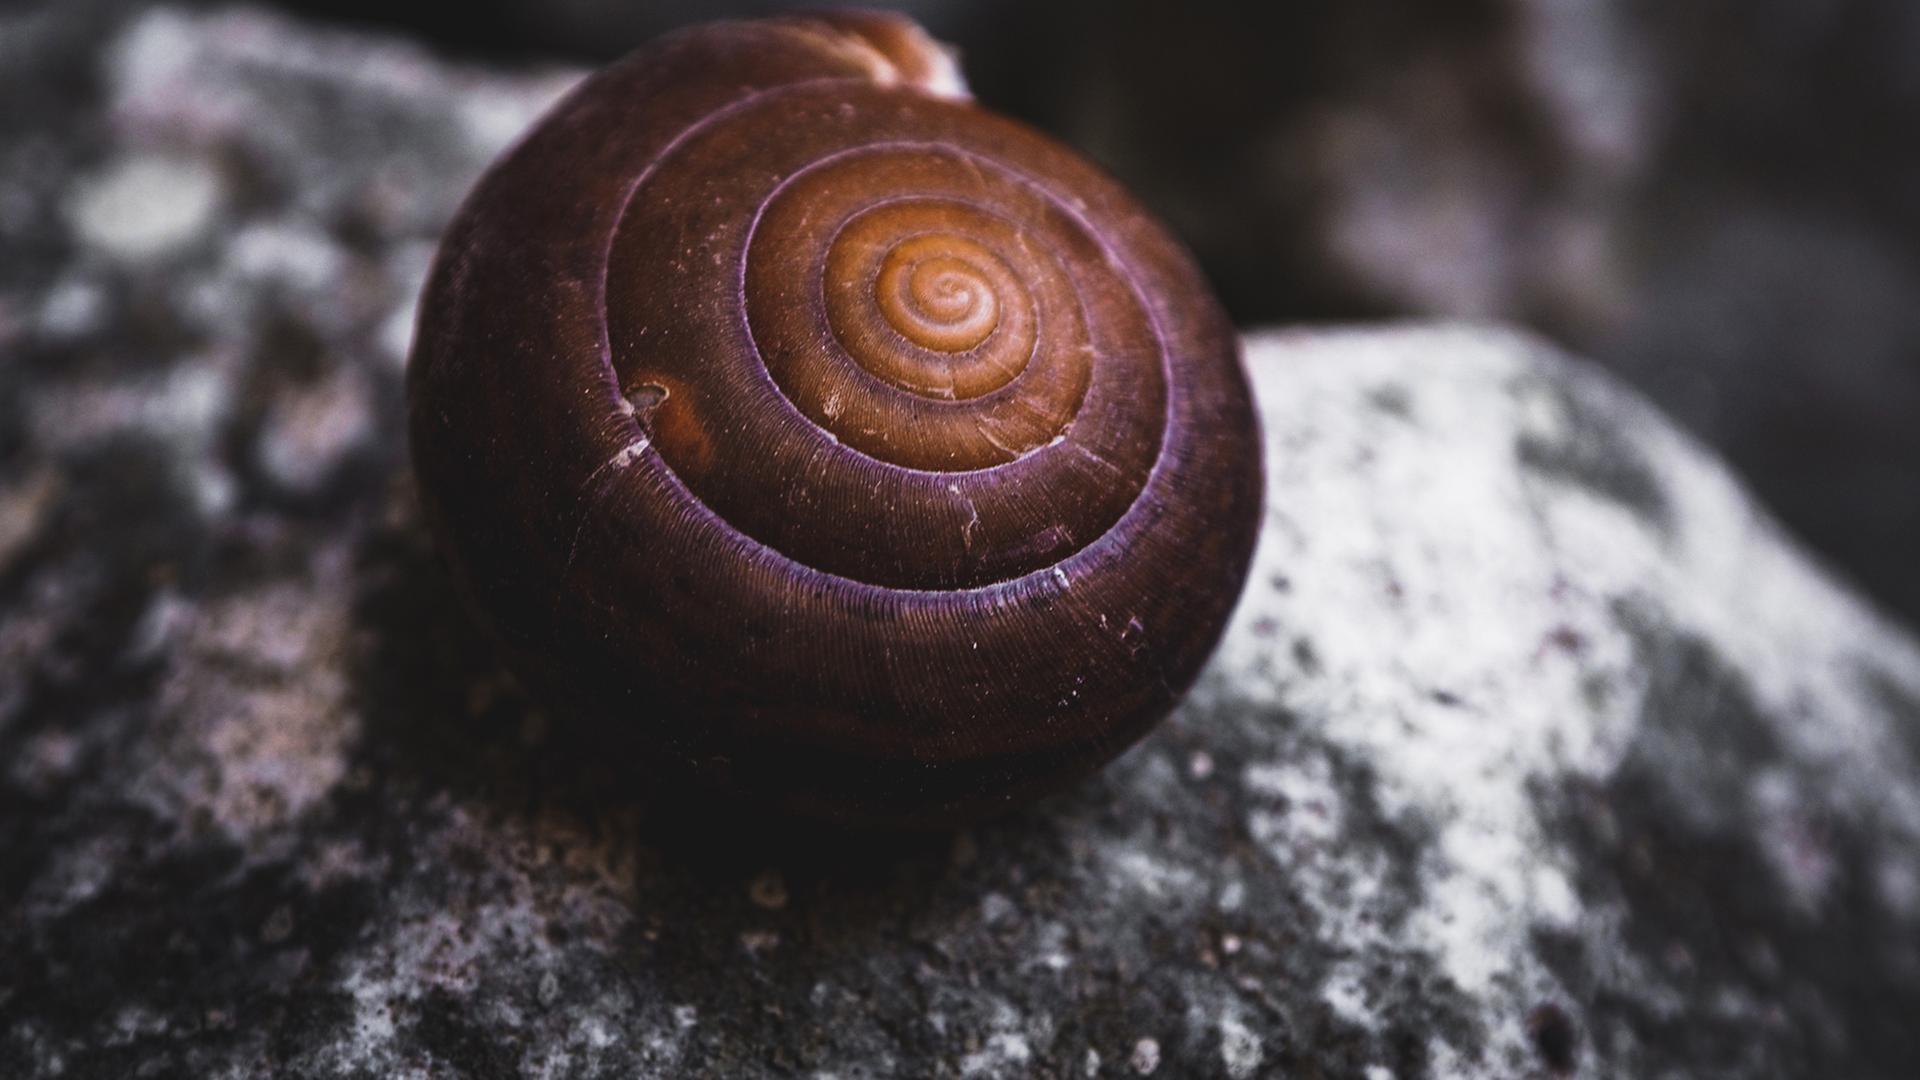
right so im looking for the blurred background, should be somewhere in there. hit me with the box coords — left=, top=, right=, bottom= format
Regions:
left=7, top=0, right=1919, bottom=621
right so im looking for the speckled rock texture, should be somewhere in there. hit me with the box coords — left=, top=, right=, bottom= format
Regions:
left=5, top=8, right=1920, bottom=1079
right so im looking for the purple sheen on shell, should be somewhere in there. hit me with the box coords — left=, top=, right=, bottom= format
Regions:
left=406, top=11, right=1262, bottom=827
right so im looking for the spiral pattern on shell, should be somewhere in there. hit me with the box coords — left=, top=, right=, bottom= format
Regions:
left=408, top=12, right=1262, bottom=826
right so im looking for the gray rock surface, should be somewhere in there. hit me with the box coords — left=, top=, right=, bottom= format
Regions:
left=5, top=8, right=1920, bottom=1078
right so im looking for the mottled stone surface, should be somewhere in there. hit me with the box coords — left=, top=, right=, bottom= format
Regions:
left=5, top=8, right=1920, bottom=1078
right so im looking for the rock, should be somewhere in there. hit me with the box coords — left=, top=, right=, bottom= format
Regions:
left=4, top=7, right=1920, bottom=1078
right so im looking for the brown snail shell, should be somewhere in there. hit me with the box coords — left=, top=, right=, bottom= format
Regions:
left=406, top=11, right=1261, bottom=827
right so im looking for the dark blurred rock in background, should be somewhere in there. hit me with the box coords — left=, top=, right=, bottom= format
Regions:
left=235, top=0, right=1920, bottom=622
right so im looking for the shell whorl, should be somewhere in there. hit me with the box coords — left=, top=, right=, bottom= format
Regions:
left=407, top=13, right=1261, bottom=825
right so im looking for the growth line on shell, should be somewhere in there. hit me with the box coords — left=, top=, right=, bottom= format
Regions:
left=552, top=435, right=655, bottom=605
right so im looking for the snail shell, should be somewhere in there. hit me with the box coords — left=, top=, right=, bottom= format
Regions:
left=407, top=11, right=1261, bottom=827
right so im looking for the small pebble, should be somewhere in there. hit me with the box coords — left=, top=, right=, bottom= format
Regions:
left=66, top=155, right=220, bottom=260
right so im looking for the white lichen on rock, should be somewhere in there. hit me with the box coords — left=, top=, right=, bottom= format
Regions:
left=1208, top=325, right=1920, bottom=1074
